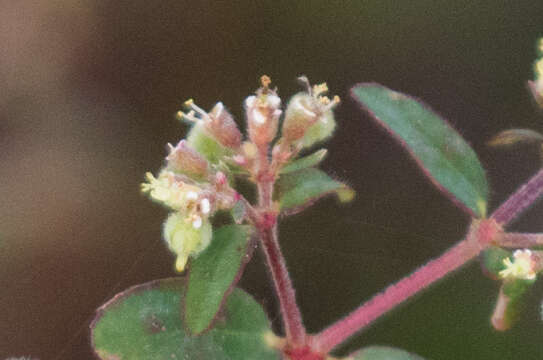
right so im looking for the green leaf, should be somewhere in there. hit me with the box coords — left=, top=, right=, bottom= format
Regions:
left=351, top=345, right=426, bottom=359
left=352, top=83, right=488, bottom=218
left=275, top=168, right=354, bottom=213
left=186, top=225, right=255, bottom=334
left=91, top=278, right=279, bottom=360
left=279, top=149, right=328, bottom=174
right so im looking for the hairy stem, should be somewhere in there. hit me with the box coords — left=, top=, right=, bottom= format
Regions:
left=314, top=168, right=543, bottom=353
left=498, top=232, right=543, bottom=248
left=492, top=167, right=543, bottom=225
left=255, top=144, right=306, bottom=346
left=259, top=223, right=306, bottom=345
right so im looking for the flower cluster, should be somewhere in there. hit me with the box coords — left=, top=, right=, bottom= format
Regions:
left=142, top=76, right=339, bottom=272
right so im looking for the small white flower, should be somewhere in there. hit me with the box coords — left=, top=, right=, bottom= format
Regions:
left=499, top=249, right=537, bottom=280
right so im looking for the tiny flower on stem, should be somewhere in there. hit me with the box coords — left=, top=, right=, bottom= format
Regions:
left=499, top=249, right=538, bottom=280
left=141, top=171, right=215, bottom=229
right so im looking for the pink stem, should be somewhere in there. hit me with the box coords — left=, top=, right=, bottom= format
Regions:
left=313, top=225, right=482, bottom=353
left=259, top=222, right=306, bottom=345
left=492, top=167, right=543, bottom=225
left=498, top=232, right=543, bottom=248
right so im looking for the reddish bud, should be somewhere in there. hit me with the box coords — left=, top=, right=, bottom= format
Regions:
left=245, top=93, right=282, bottom=147
left=282, top=93, right=319, bottom=142
left=207, top=102, right=242, bottom=149
left=166, top=140, right=209, bottom=179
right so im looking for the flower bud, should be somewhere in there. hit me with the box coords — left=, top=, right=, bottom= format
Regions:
left=281, top=79, right=339, bottom=148
left=207, top=102, right=242, bottom=149
left=179, top=99, right=234, bottom=163
left=163, top=212, right=212, bottom=272
left=246, top=93, right=282, bottom=146
left=187, top=121, right=232, bottom=164
left=245, top=76, right=282, bottom=147
left=166, top=140, right=209, bottom=179
left=282, top=93, right=319, bottom=142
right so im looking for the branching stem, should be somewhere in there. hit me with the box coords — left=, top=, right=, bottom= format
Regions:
left=312, top=168, right=543, bottom=354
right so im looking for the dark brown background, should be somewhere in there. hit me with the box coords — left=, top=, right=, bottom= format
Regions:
left=1, top=1, right=543, bottom=359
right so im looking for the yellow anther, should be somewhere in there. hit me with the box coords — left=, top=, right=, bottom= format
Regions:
left=319, top=96, right=331, bottom=105
left=313, top=82, right=329, bottom=96
left=184, top=98, right=194, bottom=107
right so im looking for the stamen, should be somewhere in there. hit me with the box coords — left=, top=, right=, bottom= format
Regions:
left=177, top=110, right=199, bottom=123
left=187, top=101, right=208, bottom=118
left=313, top=83, right=329, bottom=97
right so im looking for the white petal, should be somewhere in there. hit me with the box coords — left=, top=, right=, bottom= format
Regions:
left=245, top=95, right=256, bottom=108
left=201, top=198, right=211, bottom=214
left=192, top=216, right=202, bottom=229
left=267, top=94, right=281, bottom=108
left=252, top=109, right=266, bottom=125
left=186, top=191, right=198, bottom=200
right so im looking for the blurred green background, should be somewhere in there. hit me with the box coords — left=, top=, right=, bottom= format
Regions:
left=1, top=1, right=543, bottom=359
